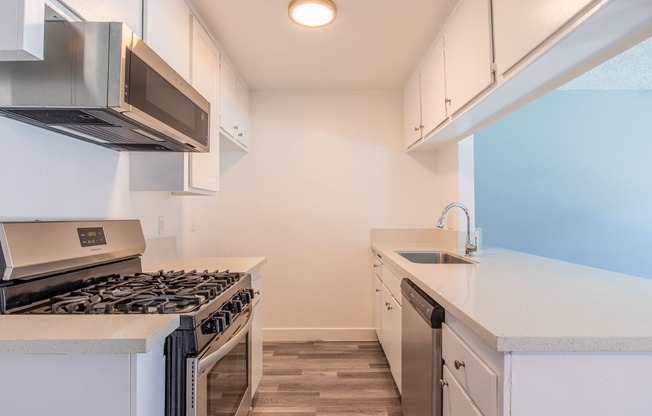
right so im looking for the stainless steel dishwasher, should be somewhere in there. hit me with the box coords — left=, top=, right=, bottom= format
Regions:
left=401, top=278, right=445, bottom=416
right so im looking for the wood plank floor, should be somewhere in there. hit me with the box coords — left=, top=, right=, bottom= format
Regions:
left=252, top=341, right=403, bottom=416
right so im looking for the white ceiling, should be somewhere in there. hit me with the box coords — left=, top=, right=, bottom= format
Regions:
left=189, top=0, right=457, bottom=91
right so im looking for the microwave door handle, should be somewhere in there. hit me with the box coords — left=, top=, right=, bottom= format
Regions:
left=198, top=312, right=253, bottom=373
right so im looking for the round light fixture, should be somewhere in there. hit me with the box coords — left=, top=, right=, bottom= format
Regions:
left=288, top=0, right=337, bottom=28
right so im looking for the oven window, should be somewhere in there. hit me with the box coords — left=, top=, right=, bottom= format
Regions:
left=207, top=338, right=249, bottom=415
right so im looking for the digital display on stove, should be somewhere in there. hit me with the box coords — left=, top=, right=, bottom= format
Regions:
left=77, top=227, right=107, bottom=247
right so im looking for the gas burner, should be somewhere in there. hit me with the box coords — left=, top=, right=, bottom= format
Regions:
left=27, top=270, right=246, bottom=315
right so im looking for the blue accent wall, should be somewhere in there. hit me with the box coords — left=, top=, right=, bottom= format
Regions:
left=474, top=90, right=652, bottom=278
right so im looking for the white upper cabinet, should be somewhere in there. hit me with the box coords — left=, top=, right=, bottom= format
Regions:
left=443, top=0, right=494, bottom=115
left=234, top=77, right=250, bottom=148
left=403, top=71, right=422, bottom=148
left=420, top=37, right=447, bottom=136
left=0, top=0, right=44, bottom=61
left=142, top=0, right=190, bottom=80
left=403, top=37, right=447, bottom=149
left=220, top=58, right=250, bottom=151
left=130, top=3, right=221, bottom=195
left=60, top=0, right=142, bottom=35
left=188, top=17, right=220, bottom=192
left=493, top=0, right=596, bottom=75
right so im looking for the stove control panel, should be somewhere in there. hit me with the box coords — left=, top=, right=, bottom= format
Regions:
left=200, top=288, right=251, bottom=335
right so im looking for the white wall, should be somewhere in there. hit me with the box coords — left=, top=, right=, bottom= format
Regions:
left=0, top=116, right=185, bottom=243
left=206, top=90, right=447, bottom=340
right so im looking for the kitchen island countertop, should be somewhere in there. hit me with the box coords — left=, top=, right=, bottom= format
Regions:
left=373, top=242, right=652, bottom=352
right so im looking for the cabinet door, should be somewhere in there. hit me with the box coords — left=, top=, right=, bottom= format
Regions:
left=381, top=284, right=402, bottom=393
left=444, top=0, right=493, bottom=115
left=374, top=275, right=382, bottom=342
left=420, top=37, right=447, bottom=136
left=62, top=0, right=141, bottom=36
left=234, top=77, right=250, bottom=148
left=219, top=58, right=238, bottom=141
left=189, top=18, right=220, bottom=192
left=443, top=365, right=483, bottom=416
left=403, top=71, right=422, bottom=149
left=143, top=0, right=190, bottom=80
left=493, top=0, right=595, bottom=74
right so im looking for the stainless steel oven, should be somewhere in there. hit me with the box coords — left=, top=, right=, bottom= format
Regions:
left=186, top=308, right=253, bottom=416
left=0, top=220, right=256, bottom=416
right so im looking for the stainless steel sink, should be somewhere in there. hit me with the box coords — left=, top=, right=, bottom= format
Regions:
left=396, top=251, right=474, bottom=264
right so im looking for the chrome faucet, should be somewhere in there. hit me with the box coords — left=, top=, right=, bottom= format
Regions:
left=436, top=202, right=478, bottom=256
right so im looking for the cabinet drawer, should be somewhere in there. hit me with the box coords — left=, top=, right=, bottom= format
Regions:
left=443, top=365, right=483, bottom=416
left=442, top=323, right=496, bottom=416
left=380, top=265, right=402, bottom=305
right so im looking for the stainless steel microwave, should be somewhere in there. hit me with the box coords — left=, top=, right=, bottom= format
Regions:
left=0, top=21, right=210, bottom=152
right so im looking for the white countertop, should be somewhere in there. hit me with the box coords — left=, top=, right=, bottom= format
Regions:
left=0, top=315, right=179, bottom=354
left=145, top=256, right=267, bottom=274
left=373, top=243, right=652, bottom=353
left=0, top=256, right=266, bottom=354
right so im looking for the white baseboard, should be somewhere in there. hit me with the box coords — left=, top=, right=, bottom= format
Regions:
left=262, top=328, right=377, bottom=342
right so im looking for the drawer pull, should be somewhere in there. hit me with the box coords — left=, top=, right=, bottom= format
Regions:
left=440, top=379, right=449, bottom=387
left=255, top=290, right=261, bottom=295
left=454, top=360, right=466, bottom=370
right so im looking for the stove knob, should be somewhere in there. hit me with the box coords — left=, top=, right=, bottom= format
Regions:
left=240, top=291, right=251, bottom=304
left=232, top=300, right=243, bottom=313
left=213, top=315, right=226, bottom=333
left=222, top=310, right=233, bottom=325
left=202, top=320, right=219, bottom=334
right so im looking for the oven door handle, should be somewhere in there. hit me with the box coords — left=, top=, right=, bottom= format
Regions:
left=198, top=312, right=253, bottom=373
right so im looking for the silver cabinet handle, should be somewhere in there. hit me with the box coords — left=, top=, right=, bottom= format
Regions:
left=234, top=125, right=239, bottom=130
left=445, top=98, right=452, bottom=105
left=255, top=290, right=261, bottom=295
left=454, top=360, right=465, bottom=370
left=413, top=126, right=420, bottom=132
left=238, top=133, right=243, bottom=137
left=385, top=302, right=390, bottom=307
left=375, top=289, right=380, bottom=292
left=386, top=305, right=393, bottom=311
left=440, top=379, right=449, bottom=387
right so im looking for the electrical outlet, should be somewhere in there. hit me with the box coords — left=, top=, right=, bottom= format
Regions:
left=158, top=216, right=165, bottom=235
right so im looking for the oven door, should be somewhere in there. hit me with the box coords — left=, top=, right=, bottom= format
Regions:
left=186, top=309, right=253, bottom=416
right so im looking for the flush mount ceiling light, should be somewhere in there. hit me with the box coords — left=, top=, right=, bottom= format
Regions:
left=288, top=0, right=337, bottom=28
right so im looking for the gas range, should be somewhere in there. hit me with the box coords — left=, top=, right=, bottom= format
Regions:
left=0, top=220, right=254, bottom=416
left=15, top=269, right=246, bottom=315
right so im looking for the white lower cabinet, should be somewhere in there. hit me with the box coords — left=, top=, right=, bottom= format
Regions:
left=380, top=282, right=402, bottom=393
left=443, top=323, right=497, bottom=416
left=443, top=365, right=483, bottom=416
left=251, top=270, right=263, bottom=395
left=373, top=253, right=383, bottom=341
left=373, top=255, right=403, bottom=393
left=0, top=340, right=165, bottom=416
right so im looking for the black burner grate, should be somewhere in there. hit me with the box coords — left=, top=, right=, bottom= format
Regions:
left=29, top=270, right=243, bottom=314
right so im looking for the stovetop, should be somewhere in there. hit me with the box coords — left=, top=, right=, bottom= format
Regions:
left=24, top=270, right=245, bottom=315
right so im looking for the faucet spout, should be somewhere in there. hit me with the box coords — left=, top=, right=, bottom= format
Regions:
left=436, top=202, right=478, bottom=256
